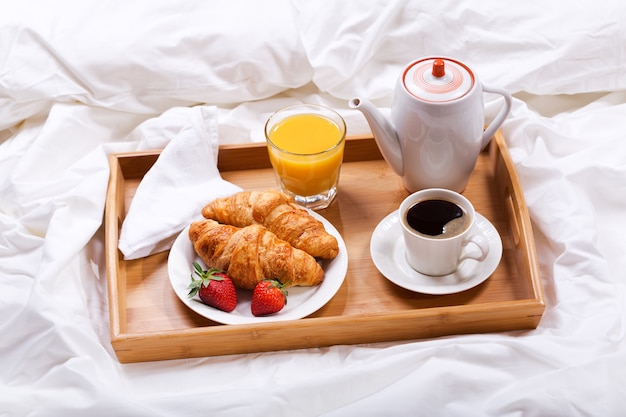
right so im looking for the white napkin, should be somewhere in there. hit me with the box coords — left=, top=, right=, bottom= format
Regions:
left=118, top=106, right=242, bottom=260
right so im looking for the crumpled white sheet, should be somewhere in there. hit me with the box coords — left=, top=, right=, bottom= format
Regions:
left=1, top=0, right=626, bottom=416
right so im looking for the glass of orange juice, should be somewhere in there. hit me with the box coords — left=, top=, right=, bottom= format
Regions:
left=265, top=104, right=346, bottom=210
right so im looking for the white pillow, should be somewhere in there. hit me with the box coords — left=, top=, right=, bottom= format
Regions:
left=0, top=0, right=312, bottom=128
left=294, top=0, right=626, bottom=100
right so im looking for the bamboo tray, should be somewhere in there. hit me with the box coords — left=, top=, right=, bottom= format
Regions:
left=105, top=131, right=544, bottom=363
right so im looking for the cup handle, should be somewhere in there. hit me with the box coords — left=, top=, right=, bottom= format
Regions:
left=481, top=85, right=512, bottom=150
left=459, top=232, right=490, bottom=263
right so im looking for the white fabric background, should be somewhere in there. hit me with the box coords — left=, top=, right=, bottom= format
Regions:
left=1, top=0, right=625, bottom=416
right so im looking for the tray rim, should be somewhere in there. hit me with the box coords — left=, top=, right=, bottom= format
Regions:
left=104, top=131, right=544, bottom=362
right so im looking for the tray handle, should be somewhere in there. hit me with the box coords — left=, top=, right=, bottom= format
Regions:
left=504, top=188, right=521, bottom=246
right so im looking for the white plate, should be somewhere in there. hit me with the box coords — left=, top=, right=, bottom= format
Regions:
left=370, top=210, right=502, bottom=295
left=168, top=211, right=348, bottom=324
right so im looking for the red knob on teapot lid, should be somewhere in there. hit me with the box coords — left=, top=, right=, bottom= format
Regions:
left=403, top=57, right=474, bottom=102
left=432, top=59, right=446, bottom=77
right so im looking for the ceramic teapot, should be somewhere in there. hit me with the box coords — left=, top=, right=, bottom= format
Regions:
left=349, top=57, right=512, bottom=193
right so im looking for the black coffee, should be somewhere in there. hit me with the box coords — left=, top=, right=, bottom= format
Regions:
left=406, top=199, right=469, bottom=238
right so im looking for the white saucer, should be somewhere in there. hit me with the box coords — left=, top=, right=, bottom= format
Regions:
left=370, top=210, right=502, bottom=295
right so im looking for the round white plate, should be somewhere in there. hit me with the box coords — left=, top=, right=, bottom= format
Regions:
left=370, top=210, right=502, bottom=295
left=168, top=211, right=348, bottom=324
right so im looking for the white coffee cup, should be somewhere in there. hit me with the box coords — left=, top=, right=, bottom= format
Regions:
left=399, top=188, right=489, bottom=276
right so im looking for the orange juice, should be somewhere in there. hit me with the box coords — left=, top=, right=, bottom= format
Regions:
left=267, top=113, right=345, bottom=196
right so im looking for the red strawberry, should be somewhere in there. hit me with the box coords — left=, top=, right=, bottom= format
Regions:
left=188, top=262, right=237, bottom=312
left=251, top=279, right=288, bottom=317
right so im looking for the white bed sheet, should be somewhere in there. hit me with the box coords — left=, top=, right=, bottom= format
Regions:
left=1, top=1, right=626, bottom=416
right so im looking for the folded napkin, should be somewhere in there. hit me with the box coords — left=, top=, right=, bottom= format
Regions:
left=118, top=106, right=241, bottom=260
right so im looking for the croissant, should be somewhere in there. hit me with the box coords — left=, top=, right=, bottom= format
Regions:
left=201, top=189, right=339, bottom=259
left=188, top=219, right=324, bottom=290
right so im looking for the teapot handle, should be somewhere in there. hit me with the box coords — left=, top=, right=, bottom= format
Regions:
left=481, top=86, right=512, bottom=150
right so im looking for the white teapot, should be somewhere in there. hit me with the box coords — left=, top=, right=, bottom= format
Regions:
left=349, top=57, right=512, bottom=193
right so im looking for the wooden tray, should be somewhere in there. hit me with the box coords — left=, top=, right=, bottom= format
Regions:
left=105, top=131, right=544, bottom=363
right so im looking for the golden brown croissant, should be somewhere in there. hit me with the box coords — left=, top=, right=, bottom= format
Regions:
left=188, top=219, right=324, bottom=290
left=201, top=189, right=339, bottom=259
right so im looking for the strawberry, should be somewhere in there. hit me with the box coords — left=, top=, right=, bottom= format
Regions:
left=251, top=279, right=288, bottom=317
left=188, top=262, right=237, bottom=312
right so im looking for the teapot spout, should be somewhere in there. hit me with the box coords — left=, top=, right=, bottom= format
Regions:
left=348, top=97, right=404, bottom=176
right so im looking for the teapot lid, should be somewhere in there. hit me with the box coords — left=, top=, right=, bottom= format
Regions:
left=403, top=57, right=474, bottom=102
